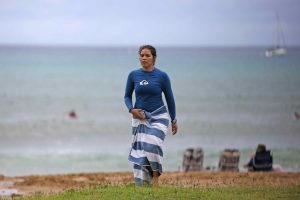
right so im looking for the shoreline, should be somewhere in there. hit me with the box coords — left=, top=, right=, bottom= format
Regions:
left=1, top=171, right=300, bottom=196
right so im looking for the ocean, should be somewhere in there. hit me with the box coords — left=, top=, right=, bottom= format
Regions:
left=0, top=46, right=300, bottom=176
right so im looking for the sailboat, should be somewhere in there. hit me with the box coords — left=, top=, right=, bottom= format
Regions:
left=265, top=14, right=287, bottom=58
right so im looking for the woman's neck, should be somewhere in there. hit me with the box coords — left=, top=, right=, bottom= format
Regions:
left=142, top=65, right=155, bottom=72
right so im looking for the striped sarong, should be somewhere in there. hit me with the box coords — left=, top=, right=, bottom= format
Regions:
left=128, top=105, right=169, bottom=185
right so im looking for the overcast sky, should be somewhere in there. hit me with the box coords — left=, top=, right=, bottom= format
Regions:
left=0, top=0, right=299, bottom=46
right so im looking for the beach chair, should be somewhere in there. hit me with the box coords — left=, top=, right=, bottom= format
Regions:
left=218, top=149, right=240, bottom=172
left=182, top=148, right=204, bottom=172
left=252, top=150, right=273, bottom=171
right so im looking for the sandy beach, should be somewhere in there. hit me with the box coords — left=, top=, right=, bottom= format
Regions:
left=1, top=171, right=300, bottom=196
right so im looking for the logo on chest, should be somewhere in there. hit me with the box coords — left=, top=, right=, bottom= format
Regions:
left=139, top=80, right=149, bottom=85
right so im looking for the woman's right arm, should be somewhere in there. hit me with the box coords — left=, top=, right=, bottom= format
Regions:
left=124, top=72, right=134, bottom=112
left=124, top=72, right=145, bottom=120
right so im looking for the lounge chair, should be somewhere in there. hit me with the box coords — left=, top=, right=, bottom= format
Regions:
left=252, top=150, right=273, bottom=172
left=182, top=148, right=204, bottom=172
left=218, top=149, right=240, bottom=172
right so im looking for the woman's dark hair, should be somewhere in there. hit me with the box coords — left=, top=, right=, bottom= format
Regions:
left=256, top=144, right=266, bottom=153
left=139, top=45, right=157, bottom=64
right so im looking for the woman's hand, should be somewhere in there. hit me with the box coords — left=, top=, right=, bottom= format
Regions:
left=172, top=123, right=178, bottom=135
left=130, top=109, right=146, bottom=120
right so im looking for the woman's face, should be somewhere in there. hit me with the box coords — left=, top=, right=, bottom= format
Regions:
left=139, top=48, right=155, bottom=69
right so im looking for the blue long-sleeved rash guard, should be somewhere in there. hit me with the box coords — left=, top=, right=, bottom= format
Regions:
left=124, top=67, right=176, bottom=121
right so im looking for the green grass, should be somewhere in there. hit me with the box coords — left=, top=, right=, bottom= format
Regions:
left=18, top=185, right=300, bottom=200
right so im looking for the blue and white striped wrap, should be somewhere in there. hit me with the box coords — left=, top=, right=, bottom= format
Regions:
left=128, top=105, right=170, bottom=185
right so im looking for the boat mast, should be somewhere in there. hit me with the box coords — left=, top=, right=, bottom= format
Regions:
left=276, top=13, right=286, bottom=48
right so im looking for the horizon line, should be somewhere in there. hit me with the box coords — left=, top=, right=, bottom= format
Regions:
left=1, top=43, right=300, bottom=49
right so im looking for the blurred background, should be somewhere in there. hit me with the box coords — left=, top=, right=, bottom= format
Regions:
left=0, top=0, right=300, bottom=176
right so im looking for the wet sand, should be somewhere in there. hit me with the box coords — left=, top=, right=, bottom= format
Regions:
left=1, top=172, right=300, bottom=196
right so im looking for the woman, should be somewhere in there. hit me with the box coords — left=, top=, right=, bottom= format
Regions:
left=243, top=144, right=266, bottom=170
left=124, top=45, right=178, bottom=186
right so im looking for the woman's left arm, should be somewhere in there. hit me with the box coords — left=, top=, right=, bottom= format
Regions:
left=161, top=73, right=177, bottom=135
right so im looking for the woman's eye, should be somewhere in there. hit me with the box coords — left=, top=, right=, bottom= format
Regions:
left=140, top=54, right=151, bottom=58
